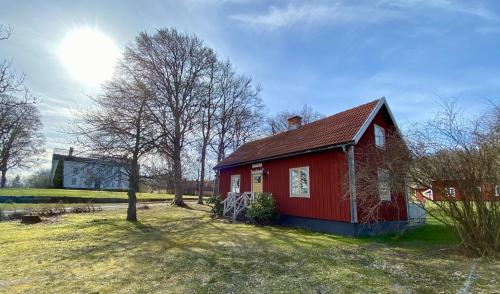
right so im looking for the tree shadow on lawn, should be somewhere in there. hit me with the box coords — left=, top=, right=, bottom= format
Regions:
left=43, top=211, right=470, bottom=293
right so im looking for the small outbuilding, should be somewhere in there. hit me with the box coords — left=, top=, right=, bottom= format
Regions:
left=214, top=98, right=410, bottom=236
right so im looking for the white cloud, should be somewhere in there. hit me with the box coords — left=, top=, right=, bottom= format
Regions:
left=230, top=0, right=498, bottom=30
left=379, top=0, right=498, bottom=22
left=230, top=2, right=399, bottom=29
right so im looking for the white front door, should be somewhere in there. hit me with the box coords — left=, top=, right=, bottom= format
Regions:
left=231, top=175, right=241, bottom=193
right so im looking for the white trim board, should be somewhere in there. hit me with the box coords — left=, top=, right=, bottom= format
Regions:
left=353, top=97, right=403, bottom=144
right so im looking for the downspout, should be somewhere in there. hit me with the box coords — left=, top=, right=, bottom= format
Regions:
left=343, top=144, right=358, bottom=223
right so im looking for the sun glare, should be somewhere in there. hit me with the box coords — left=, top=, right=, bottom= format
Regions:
left=58, top=27, right=120, bottom=86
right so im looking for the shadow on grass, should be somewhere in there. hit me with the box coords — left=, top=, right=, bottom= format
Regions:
left=28, top=207, right=471, bottom=293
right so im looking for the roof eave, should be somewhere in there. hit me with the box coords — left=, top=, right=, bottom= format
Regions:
left=352, top=97, right=402, bottom=144
left=213, top=141, right=355, bottom=170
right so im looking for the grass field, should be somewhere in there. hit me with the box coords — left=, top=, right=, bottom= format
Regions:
left=0, top=188, right=200, bottom=201
left=0, top=205, right=497, bottom=293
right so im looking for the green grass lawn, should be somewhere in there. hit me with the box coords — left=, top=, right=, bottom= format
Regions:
left=0, top=205, right=498, bottom=293
left=0, top=188, right=200, bottom=201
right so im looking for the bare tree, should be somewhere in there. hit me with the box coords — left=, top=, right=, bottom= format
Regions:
left=0, top=25, right=11, bottom=41
left=195, top=55, right=220, bottom=204
left=210, top=61, right=263, bottom=194
left=0, top=25, right=25, bottom=97
left=124, top=29, right=214, bottom=206
left=408, top=100, right=500, bottom=256
left=0, top=94, right=44, bottom=187
left=25, top=169, right=52, bottom=188
left=211, top=61, right=263, bottom=163
left=0, top=24, right=43, bottom=188
left=73, top=60, right=158, bottom=221
left=266, top=104, right=324, bottom=134
left=351, top=129, right=411, bottom=227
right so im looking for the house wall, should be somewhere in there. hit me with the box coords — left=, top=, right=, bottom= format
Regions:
left=428, top=180, right=499, bottom=201
left=354, top=106, right=408, bottom=222
left=219, top=148, right=351, bottom=222
left=51, top=159, right=129, bottom=190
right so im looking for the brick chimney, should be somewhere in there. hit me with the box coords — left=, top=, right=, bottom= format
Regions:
left=287, top=116, right=302, bottom=130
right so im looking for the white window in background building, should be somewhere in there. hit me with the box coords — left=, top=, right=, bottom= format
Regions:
left=374, top=124, right=385, bottom=149
left=71, top=178, right=77, bottom=185
left=289, top=167, right=310, bottom=198
left=378, top=168, right=391, bottom=201
left=446, top=187, right=456, bottom=198
left=230, top=175, right=240, bottom=193
left=72, top=167, right=78, bottom=175
left=495, top=185, right=500, bottom=197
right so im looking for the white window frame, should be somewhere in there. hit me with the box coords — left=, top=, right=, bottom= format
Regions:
left=374, top=124, right=385, bottom=149
left=230, top=175, right=241, bottom=193
left=378, top=168, right=391, bottom=201
left=495, top=185, right=500, bottom=197
left=289, top=166, right=310, bottom=198
left=446, top=187, right=456, bottom=198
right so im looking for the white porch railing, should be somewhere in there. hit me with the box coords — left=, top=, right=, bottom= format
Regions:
left=222, top=192, right=255, bottom=221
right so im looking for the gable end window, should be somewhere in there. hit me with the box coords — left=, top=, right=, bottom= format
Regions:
left=374, top=124, right=385, bottom=149
left=446, top=187, right=456, bottom=198
left=290, top=167, right=310, bottom=198
left=378, top=168, right=391, bottom=201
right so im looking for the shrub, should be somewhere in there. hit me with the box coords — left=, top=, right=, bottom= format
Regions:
left=207, top=194, right=223, bottom=218
left=71, top=203, right=102, bottom=214
left=246, top=192, right=278, bottom=225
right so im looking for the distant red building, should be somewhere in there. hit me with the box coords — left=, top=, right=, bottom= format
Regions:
left=214, top=98, right=409, bottom=236
left=415, top=181, right=500, bottom=202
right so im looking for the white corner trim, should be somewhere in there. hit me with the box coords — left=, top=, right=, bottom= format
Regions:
left=353, top=97, right=403, bottom=144
left=347, top=145, right=358, bottom=223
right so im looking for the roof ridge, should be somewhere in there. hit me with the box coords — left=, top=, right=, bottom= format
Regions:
left=264, top=97, right=382, bottom=137
left=215, top=97, right=384, bottom=169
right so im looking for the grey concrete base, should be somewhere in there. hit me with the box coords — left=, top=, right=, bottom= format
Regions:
left=280, top=215, right=409, bottom=236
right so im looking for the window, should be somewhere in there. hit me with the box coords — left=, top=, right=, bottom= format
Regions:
left=289, top=167, right=310, bottom=198
left=446, top=187, right=456, bottom=198
left=378, top=168, right=391, bottom=201
left=71, top=178, right=77, bottom=185
left=230, top=175, right=240, bottom=193
left=374, top=124, right=385, bottom=149
left=72, top=167, right=79, bottom=175
left=253, top=175, right=261, bottom=183
left=495, top=185, right=500, bottom=197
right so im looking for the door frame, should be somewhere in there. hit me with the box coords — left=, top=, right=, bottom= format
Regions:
left=230, top=174, right=241, bottom=193
left=251, top=170, right=263, bottom=193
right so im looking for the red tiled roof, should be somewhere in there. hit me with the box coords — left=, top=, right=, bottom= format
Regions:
left=215, top=99, right=381, bottom=169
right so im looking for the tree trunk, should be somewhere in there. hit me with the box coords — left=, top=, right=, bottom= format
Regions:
left=172, top=147, right=184, bottom=206
left=127, top=160, right=139, bottom=221
left=0, top=167, right=7, bottom=188
left=197, top=143, right=207, bottom=204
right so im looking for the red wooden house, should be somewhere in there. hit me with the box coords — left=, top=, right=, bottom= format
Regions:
left=214, top=98, right=409, bottom=235
left=415, top=181, right=500, bottom=202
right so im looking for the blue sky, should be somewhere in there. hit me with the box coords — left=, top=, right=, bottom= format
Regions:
left=1, top=0, right=499, bottom=163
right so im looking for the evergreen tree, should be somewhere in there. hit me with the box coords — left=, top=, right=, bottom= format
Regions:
left=52, top=159, right=64, bottom=188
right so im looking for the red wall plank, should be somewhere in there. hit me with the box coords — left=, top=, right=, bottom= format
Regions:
left=354, top=106, right=408, bottom=222
left=219, top=149, right=351, bottom=222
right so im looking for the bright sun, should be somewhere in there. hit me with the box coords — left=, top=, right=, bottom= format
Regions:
left=59, top=27, right=120, bottom=86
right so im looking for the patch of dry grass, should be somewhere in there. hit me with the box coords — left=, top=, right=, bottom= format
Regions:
left=0, top=205, right=497, bottom=293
